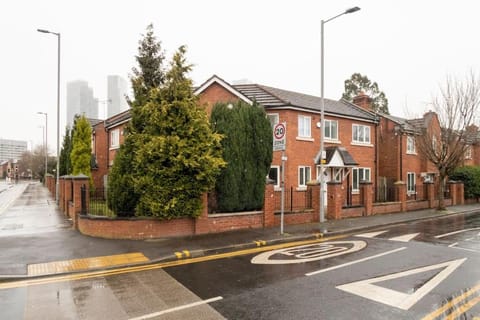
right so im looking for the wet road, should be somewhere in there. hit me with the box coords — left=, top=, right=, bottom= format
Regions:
left=0, top=181, right=69, bottom=237
left=1, top=213, right=479, bottom=319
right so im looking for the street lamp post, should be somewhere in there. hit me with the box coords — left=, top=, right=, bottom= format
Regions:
left=37, top=28, right=61, bottom=204
left=37, top=112, right=48, bottom=183
left=319, top=7, right=360, bottom=225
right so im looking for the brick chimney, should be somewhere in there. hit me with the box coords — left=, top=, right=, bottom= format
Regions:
left=353, top=92, right=373, bottom=111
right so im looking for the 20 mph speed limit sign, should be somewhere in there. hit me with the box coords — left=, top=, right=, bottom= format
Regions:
left=273, top=122, right=286, bottom=151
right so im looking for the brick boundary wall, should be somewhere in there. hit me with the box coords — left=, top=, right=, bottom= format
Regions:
left=52, top=175, right=464, bottom=240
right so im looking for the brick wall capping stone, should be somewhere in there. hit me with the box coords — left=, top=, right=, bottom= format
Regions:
left=79, top=214, right=193, bottom=221
left=327, top=181, right=342, bottom=185
left=359, top=180, right=373, bottom=184
left=70, top=174, right=90, bottom=180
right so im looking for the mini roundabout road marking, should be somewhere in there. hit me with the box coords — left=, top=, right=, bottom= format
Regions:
left=251, top=240, right=367, bottom=265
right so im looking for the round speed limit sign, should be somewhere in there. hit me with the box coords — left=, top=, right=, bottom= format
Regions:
left=274, top=123, right=286, bottom=139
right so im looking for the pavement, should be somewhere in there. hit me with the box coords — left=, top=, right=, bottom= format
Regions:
left=0, top=181, right=479, bottom=280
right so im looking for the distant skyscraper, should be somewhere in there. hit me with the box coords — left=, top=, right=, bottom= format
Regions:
left=0, top=139, right=28, bottom=162
left=66, top=80, right=98, bottom=126
left=107, top=75, right=129, bottom=118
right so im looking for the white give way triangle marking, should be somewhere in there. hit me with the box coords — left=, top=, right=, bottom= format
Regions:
left=389, top=233, right=420, bottom=242
left=355, top=231, right=420, bottom=242
left=336, top=258, right=467, bottom=310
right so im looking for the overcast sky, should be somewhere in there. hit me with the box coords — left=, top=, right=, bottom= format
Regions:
left=1, top=0, right=479, bottom=154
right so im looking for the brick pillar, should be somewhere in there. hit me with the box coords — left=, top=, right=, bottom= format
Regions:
left=457, top=182, right=464, bottom=205
left=308, top=183, right=320, bottom=223
left=263, top=183, right=275, bottom=228
left=426, top=182, right=435, bottom=208
left=395, top=181, right=407, bottom=212
left=449, top=182, right=457, bottom=206
left=59, top=178, right=65, bottom=213
left=64, top=177, right=73, bottom=217
left=72, top=175, right=89, bottom=230
left=360, top=181, right=373, bottom=216
left=195, top=193, right=210, bottom=235
left=327, top=181, right=343, bottom=220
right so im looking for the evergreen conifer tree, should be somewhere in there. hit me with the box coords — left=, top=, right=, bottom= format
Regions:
left=210, top=101, right=273, bottom=212
left=133, top=46, right=225, bottom=218
left=70, top=115, right=92, bottom=181
left=59, top=125, right=72, bottom=176
left=108, top=24, right=165, bottom=215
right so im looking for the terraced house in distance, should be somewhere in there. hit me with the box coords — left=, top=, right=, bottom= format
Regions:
left=196, top=75, right=379, bottom=220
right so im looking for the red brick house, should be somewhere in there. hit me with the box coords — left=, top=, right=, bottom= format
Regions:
left=377, top=111, right=441, bottom=201
left=91, top=110, right=130, bottom=190
left=195, top=75, right=379, bottom=210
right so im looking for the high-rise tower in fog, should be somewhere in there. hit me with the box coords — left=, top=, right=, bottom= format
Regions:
left=66, top=80, right=98, bottom=126
left=107, top=75, right=128, bottom=118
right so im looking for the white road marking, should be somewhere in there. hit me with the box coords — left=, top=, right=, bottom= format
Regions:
left=355, top=230, right=389, bottom=238
left=251, top=241, right=367, bottom=265
left=435, top=227, right=480, bottom=238
left=336, top=258, right=467, bottom=310
left=450, top=246, right=479, bottom=253
left=305, top=247, right=407, bottom=276
left=389, top=233, right=420, bottom=242
left=448, top=242, right=458, bottom=247
left=128, top=296, right=223, bottom=320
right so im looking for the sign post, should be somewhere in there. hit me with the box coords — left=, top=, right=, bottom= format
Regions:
left=273, top=123, right=286, bottom=234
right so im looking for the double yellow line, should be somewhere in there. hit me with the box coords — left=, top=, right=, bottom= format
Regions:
left=0, top=235, right=345, bottom=290
left=422, top=283, right=480, bottom=320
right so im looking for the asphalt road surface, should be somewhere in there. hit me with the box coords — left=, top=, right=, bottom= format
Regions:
left=1, top=213, right=479, bottom=319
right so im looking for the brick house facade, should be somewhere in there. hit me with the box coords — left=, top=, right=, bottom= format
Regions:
left=377, top=111, right=441, bottom=201
left=88, top=75, right=467, bottom=220
left=196, top=75, right=378, bottom=210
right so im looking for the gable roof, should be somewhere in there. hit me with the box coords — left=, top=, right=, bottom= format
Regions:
left=314, top=146, right=359, bottom=167
left=194, top=74, right=252, bottom=104
left=233, top=84, right=377, bottom=123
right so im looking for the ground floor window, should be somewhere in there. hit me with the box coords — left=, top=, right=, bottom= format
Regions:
left=268, top=166, right=280, bottom=189
left=352, top=167, right=371, bottom=192
left=407, top=172, right=416, bottom=194
left=298, top=166, right=311, bottom=188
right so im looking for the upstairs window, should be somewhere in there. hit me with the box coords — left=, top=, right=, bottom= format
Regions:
left=324, top=119, right=338, bottom=141
left=267, top=113, right=279, bottom=128
left=298, top=115, right=311, bottom=138
left=465, top=145, right=472, bottom=159
left=110, top=129, right=120, bottom=149
left=407, top=136, right=416, bottom=154
left=352, top=124, right=371, bottom=144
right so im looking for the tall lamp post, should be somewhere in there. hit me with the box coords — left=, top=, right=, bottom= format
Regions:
left=319, top=7, right=360, bottom=224
left=37, top=112, right=48, bottom=183
left=37, top=28, right=61, bottom=204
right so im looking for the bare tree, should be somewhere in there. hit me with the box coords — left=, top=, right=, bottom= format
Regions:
left=416, top=72, right=480, bottom=209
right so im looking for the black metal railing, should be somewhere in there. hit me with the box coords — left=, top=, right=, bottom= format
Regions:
left=87, top=187, right=115, bottom=217
left=274, top=187, right=313, bottom=213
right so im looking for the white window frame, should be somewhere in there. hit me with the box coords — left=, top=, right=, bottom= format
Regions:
left=298, top=166, right=311, bottom=189
left=352, top=167, right=371, bottom=192
left=406, top=136, right=416, bottom=154
left=352, top=124, right=371, bottom=144
left=407, top=172, right=416, bottom=194
left=267, top=113, right=279, bottom=129
left=465, top=145, right=472, bottom=159
left=324, top=119, right=338, bottom=141
left=268, top=165, right=281, bottom=190
left=110, top=129, right=120, bottom=149
left=298, top=115, right=311, bottom=138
